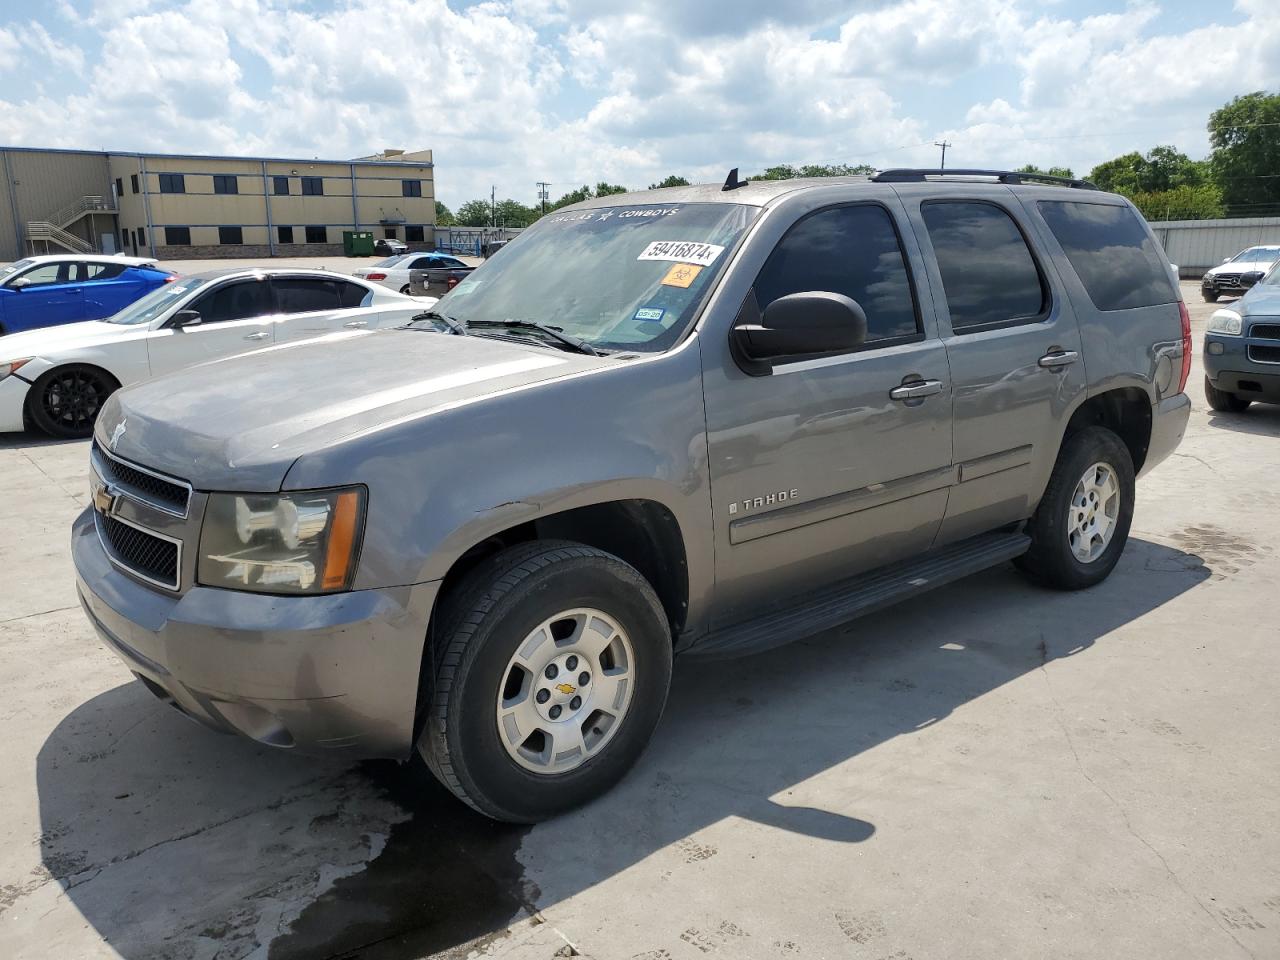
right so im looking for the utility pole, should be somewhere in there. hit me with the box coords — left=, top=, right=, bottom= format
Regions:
left=490, top=185, right=496, bottom=228
left=536, top=181, right=550, bottom=216
left=935, top=140, right=952, bottom=171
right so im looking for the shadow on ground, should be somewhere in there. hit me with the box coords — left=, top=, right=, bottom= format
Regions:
left=36, top=538, right=1209, bottom=959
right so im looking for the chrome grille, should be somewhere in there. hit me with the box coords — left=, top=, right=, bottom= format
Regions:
left=92, top=443, right=190, bottom=516
left=96, top=512, right=180, bottom=589
left=1214, top=273, right=1243, bottom=288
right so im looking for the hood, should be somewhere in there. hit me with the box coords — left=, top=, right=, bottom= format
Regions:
left=1238, top=284, right=1280, bottom=316
left=96, top=327, right=611, bottom=491
left=0, top=320, right=134, bottom=358
left=1207, top=260, right=1276, bottom=277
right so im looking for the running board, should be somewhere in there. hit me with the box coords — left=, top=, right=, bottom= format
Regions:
left=686, top=531, right=1031, bottom=659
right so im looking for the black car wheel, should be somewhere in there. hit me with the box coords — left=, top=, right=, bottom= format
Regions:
left=1202, top=289, right=1219, bottom=303
left=28, top=365, right=119, bottom=439
left=1204, top=376, right=1251, bottom=413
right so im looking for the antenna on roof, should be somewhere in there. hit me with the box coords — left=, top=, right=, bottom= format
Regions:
left=722, top=167, right=748, bottom=191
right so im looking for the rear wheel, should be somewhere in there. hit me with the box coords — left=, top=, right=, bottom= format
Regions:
left=419, top=541, right=673, bottom=822
left=399, top=284, right=412, bottom=295
left=28, top=365, right=118, bottom=438
left=1017, top=426, right=1135, bottom=590
left=1204, top=376, right=1250, bottom=413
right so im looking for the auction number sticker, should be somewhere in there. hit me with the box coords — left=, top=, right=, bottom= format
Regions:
left=637, top=241, right=725, bottom=267
left=661, top=263, right=703, bottom=288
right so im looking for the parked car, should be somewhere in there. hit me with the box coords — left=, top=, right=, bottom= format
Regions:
left=0, top=254, right=175, bottom=335
left=0, top=268, right=434, bottom=438
left=1201, top=245, right=1280, bottom=302
left=352, top=252, right=472, bottom=294
left=1203, top=263, right=1280, bottom=411
left=373, top=238, right=407, bottom=256
left=74, top=170, right=1189, bottom=822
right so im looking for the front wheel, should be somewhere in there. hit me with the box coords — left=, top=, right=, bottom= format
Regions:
left=27, top=365, right=118, bottom=438
left=418, top=541, right=673, bottom=822
left=1204, top=376, right=1250, bottom=413
left=1017, top=426, right=1135, bottom=590
left=1202, top=291, right=1219, bottom=303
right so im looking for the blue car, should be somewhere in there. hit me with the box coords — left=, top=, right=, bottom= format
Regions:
left=0, top=254, right=176, bottom=336
left=1203, top=263, right=1280, bottom=411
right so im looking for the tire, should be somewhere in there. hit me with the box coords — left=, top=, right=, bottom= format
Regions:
left=1017, top=426, right=1135, bottom=591
left=1202, top=291, right=1218, bottom=303
left=1204, top=376, right=1250, bottom=413
left=27, top=365, right=119, bottom=439
left=419, top=540, right=673, bottom=822
left=399, top=285, right=412, bottom=295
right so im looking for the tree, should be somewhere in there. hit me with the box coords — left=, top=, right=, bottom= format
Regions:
left=434, top=200, right=455, bottom=226
left=1208, top=91, right=1280, bottom=211
left=650, top=175, right=691, bottom=189
left=1015, top=164, right=1076, bottom=179
left=454, top=199, right=494, bottom=227
left=548, top=182, right=630, bottom=211
left=1088, top=152, right=1146, bottom=194
left=1127, top=185, right=1225, bottom=222
left=594, top=181, right=628, bottom=197
left=748, top=162, right=875, bottom=181
left=1089, top=147, right=1209, bottom=195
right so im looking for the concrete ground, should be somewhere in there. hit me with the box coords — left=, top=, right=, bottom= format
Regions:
left=0, top=283, right=1277, bottom=960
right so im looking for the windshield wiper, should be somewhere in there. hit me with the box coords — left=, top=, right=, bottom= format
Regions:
left=409, top=310, right=468, bottom=335
left=467, top=319, right=600, bottom=356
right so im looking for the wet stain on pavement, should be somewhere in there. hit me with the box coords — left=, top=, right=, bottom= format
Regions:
left=268, top=761, right=535, bottom=960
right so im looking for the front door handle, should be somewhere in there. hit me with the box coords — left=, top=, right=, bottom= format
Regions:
left=889, top=379, right=943, bottom=401
left=344, top=319, right=368, bottom=328
left=1038, top=350, right=1079, bottom=369
left=243, top=331, right=270, bottom=341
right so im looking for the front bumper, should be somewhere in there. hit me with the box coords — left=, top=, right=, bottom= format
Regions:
left=73, top=507, right=440, bottom=758
left=0, top=374, right=31, bottom=433
left=1140, top=392, right=1191, bottom=478
left=1202, top=274, right=1244, bottom=296
left=1204, top=333, right=1280, bottom=403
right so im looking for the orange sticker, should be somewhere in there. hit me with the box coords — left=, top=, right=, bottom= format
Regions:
left=661, top=263, right=703, bottom=288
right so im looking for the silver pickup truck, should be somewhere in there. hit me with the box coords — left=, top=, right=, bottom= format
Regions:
left=73, top=169, right=1191, bottom=822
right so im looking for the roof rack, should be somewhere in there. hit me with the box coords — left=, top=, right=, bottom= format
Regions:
left=871, top=168, right=1099, bottom=190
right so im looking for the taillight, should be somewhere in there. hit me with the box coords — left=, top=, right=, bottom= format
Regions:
left=366, top=272, right=387, bottom=281
left=163, top=274, right=178, bottom=283
left=1178, top=299, right=1192, bottom=394
left=447, top=276, right=460, bottom=290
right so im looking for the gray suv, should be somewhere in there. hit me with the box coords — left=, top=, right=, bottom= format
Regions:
left=73, top=169, right=1191, bottom=822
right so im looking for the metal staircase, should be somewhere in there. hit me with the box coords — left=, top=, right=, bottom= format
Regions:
left=25, top=196, right=117, bottom=254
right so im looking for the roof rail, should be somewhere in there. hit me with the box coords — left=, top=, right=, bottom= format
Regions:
left=871, top=168, right=1099, bottom=190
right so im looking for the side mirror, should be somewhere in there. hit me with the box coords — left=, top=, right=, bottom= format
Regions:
left=732, top=291, right=867, bottom=370
left=1240, top=271, right=1263, bottom=289
left=171, top=309, right=202, bottom=329
left=8, top=277, right=30, bottom=290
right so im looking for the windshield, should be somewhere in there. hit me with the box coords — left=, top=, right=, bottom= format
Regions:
left=0, top=258, right=35, bottom=281
left=1232, top=246, right=1280, bottom=263
left=430, top=202, right=759, bottom=352
left=104, top=276, right=209, bottom=325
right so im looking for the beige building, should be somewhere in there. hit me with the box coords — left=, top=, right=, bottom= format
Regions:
left=0, top=145, right=435, bottom=262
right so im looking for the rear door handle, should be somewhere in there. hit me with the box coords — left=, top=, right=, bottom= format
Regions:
left=1038, top=350, right=1079, bottom=369
left=889, top=379, right=943, bottom=401
left=243, top=331, right=270, bottom=341
left=344, top=319, right=368, bottom=328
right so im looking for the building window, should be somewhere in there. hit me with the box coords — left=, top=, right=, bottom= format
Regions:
left=114, top=178, right=123, bottom=199
left=121, top=229, right=129, bottom=250
left=213, top=175, right=238, bottom=195
left=130, top=174, right=139, bottom=194
left=304, top=225, right=327, bottom=244
left=277, top=225, right=294, bottom=244
left=273, top=176, right=289, bottom=195
left=402, top=179, right=422, bottom=198
left=405, top=225, right=424, bottom=242
left=135, top=227, right=146, bottom=247
left=384, top=227, right=398, bottom=239
left=159, top=173, right=185, bottom=194
left=218, top=226, right=243, bottom=245
left=301, top=177, right=324, bottom=196
left=165, top=226, right=191, bottom=245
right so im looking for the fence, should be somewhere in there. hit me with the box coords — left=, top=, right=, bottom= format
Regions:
left=1149, top=217, right=1280, bottom=278
left=434, top=226, right=524, bottom=257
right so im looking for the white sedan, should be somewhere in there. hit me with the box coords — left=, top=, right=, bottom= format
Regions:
left=352, top=252, right=471, bottom=294
left=0, top=267, right=436, bottom=438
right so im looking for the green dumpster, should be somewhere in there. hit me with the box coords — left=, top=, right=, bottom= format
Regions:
left=342, top=230, right=375, bottom=256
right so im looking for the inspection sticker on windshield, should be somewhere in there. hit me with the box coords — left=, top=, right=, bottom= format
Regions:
left=637, top=241, right=725, bottom=267
left=661, top=263, right=703, bottom=288
left=634, top=307, right=665, bottom=322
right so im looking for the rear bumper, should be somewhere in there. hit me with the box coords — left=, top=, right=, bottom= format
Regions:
left=73, top=507, right=440, bottom=759
left=1140, top=393, right=1191, bottom=478
left=0, top=374, right=30, bottom=433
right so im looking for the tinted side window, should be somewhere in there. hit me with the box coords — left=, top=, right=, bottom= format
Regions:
left=84, top=262, right=127, bottom=281
left=337, top=281, right=372, bottom=308
left=274, top=278, right=341, bottom=313
left=410, top=257, right=437, bottom=269
left=754, top=204, right=918, bottom=343
left=189, top=279, right=274, bottom=324
left=1038, top=201, right=1176, bottom=311
left=922, top=202, right=1045, bottom=332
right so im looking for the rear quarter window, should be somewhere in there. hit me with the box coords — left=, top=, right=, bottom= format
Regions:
left=1037, top=201, right=1176, bottom=311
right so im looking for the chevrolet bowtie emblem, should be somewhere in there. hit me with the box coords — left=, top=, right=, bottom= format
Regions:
left=556, top=683, right=576, bottom=696
left=92, top=486, right=116, bottom=515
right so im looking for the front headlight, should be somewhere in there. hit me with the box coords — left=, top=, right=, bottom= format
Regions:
left=0, top=358, right=31, bottom=381
left=198, top=487, right=365, bottom=594
left=1206, top=309, right=1242, bottom=336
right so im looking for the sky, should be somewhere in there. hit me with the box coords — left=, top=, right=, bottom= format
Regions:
left=0, top=0, right=1276, bottom=209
